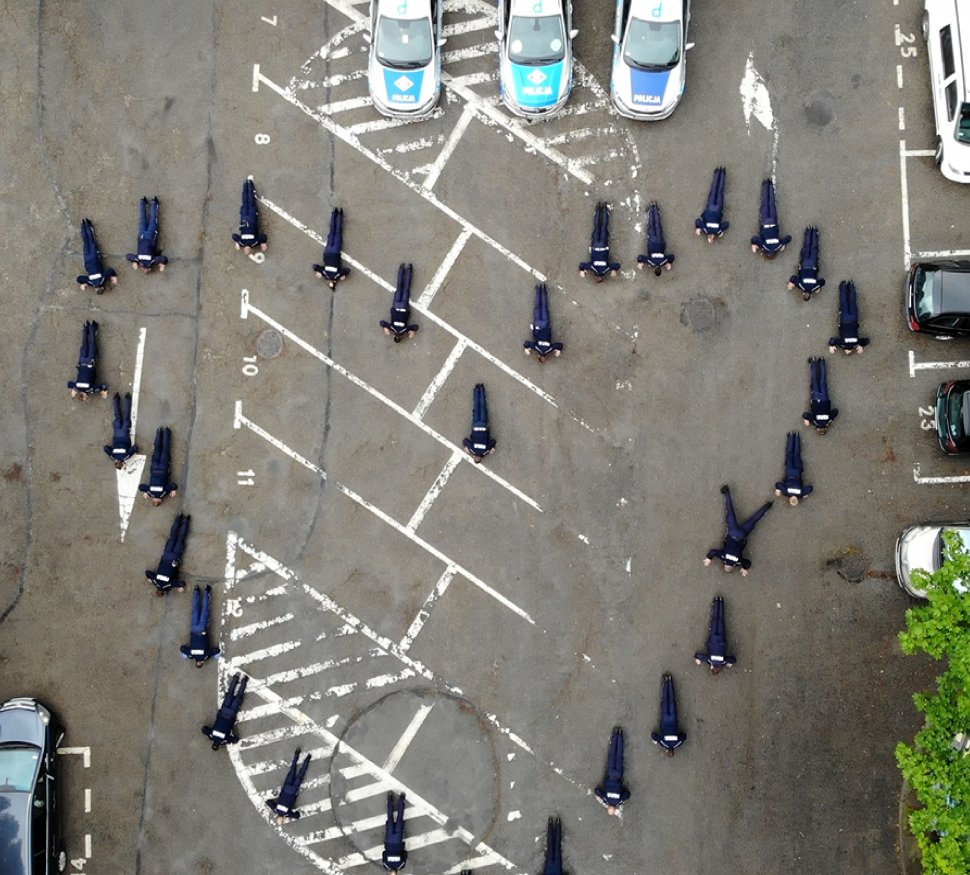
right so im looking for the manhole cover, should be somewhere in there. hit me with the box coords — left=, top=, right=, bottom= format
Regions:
left=680, top=297, right=716, bottom=332
left=256, top=329, right=283, bottom=359
left=829, top=552, right=868, bottom=583
left=804, top=91, right=836, bottom=127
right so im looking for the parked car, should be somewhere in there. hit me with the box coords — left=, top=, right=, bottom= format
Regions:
left=496, top=0, right=577, bottom=119
left=610, top=0, right=693, bottom=120
left=0, top=698, right=66, bottom=874
left=895, top=522, right=970, bottom=597
left=935, top=379, right=970, bottom=453
left=906, top=260, right=970, bottom=338
left=366, top=0, right=445, bottom=119
left=922, top=0, right=970, bottom=182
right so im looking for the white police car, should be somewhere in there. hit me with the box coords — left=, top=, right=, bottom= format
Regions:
left=366, top=0, right=445, bottom=119
left=610, top=0, right=693, bottom=120
left=496, top=0, right=578, bottom=119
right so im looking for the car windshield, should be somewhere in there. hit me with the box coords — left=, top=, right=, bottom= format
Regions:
left=623, top=17, right=682, bottom=69
left=376, top=16, right=433, bottom=69
left=958, top=103, right=970, bottom=143
left=508, top=15, right=566, bottom=65
left=913, top=267, right=939, bottom=319
left=0, top=747, right=40, bottom=792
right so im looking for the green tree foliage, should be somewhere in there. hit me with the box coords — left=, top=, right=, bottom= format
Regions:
left=897, top=531, right=970, bottom=874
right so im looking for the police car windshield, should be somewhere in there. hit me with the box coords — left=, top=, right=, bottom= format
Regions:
left=508, top=15, right=566, bottom=65
left=623, top=18, right=681, bottom=70
left=0, top=746, right=40, bottom=792
left=376, top=16, right=433, bottom=68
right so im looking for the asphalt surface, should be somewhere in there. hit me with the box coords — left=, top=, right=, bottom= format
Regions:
left=1, top=2, right=967, bottom=874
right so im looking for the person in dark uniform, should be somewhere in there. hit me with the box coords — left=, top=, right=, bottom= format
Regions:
left=579, top=202, right=620, bottom=282
left=704, top=484, right=772, bottom=575
left=380, top=264, right=420, bottom=342
left=68, top=321, right=109, bottom=400
left=382, top=792, right=408, bottom=871
left=125, top=196, right=168, bottom=273
left=462, top=383, right=497, bottom=463
left=637, top=201, right=675, bottom=276
left=523, top=283, right=563, bottom=361
left=694, top=595, right=736, bottom=673
left=232, top=178, right=268, bottom=254
left=76, top=219, right=118, bottom=292
left=775, top=431, right=813, bottom=505
left=313, top=207, right=350, bottom=289
left=803, top=357, right=839, bottom=434
left=594, top=727, right=631, bottom=815
left=145, top=513, right=190, bottom=594
left=139, top=426, right=177, bottom=505
left=103, top=392, right=138, bottom=467
left=267, top=748, right=312, bottom=823
left=695, top=167, right=729, bottom=242
left=180, top=585, right=220, bottom=667
left=788, top=226, right=824, bottom=300
left=543, top=817, right=564, bottom=875
left=202, top=672, right=247, bottom=749
left=750, top=179, right=792, bottom=257
left=650, top=674, right=686, bottom=755
left=829, top=280, right=870, bottom=355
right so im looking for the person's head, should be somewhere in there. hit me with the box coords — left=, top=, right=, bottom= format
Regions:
left=654, top=266, right=662, bottom=277
left=607, top=805, right=617, bottom=816
left=710, top=664, right=721, bottom=675
left=817, top=427, right=828, bottom=436
left=666, top=748, right=675, bottom=757
left=723, top=563, right=734, bottom=573
left=152, top=497, right=162, bottom=507
left=155, top=588, right=165, bottom=598
left=789, top=495, right=799, bottom=507
left=276, top=815, right=286, bottom=826
left=114, top=461, right=124, bottom=470
left=854, top=345, right=863, bottom=355
left=195, top=659, right=205, bottom=669
left=212, top=741, right=220, bottom=751
left=595, top=274, right=605, bottom=284
left=393, top=334, right=402, bottom=344
left=536, top=354, right=547, bottom=364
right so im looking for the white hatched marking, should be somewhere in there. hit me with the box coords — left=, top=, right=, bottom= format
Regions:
left=303, top=813, right=390, bottom=845
left=325, top=667, right=417, bottom=698
left=261, top=654, right=373, bottom=687
left=442, top=43, right=498, bottom=63
left=318, top=95, right=373, bottom=115
left=343, top=779, right=398, bottom=804
left=383, top=703, right=435, bottom=772
left=336, top=830, right=455, bottom=868
left=444, top=852, right=509, bottom=873
left=237, top=696, right=307, bottom=722
left=441, top=16, right=495, bottom=37
left=243, top=745, right=337, bottom=777
left=238, top=723, right=311, bottom=752
left=448, top=70, right=497, bottom=87
left=227, top=639, right=302, bottom=668
left=230, top=613, right=295, bottom=641
left=412, top=341, right=468, bottom=420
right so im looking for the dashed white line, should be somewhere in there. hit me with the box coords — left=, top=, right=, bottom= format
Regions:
left=898, top=106, right=906, bottom=130
left=897, top=63, right=904, bottom=89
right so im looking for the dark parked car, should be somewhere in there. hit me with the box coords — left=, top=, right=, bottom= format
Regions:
left=936, top=379, right=970, bottom=453
left=0, top=698, right=66, bottom=874
left=907, top=260, right=970, bottom=337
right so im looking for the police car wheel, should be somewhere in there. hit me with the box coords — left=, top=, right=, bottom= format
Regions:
left=935, top=137, right=943, bottom=167
left=921, top=11, right=929, bottom=42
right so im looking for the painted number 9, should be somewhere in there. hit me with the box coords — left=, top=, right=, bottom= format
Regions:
left=255, top=133, right=271, bottom=145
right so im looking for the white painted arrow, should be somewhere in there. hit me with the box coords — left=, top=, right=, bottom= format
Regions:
left=740, top=52, right=779, bottom=177
left=118, top=327, right=147, bottom=542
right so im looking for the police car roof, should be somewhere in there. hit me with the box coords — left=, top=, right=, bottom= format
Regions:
left=629, top=0, right=680, bottom=23
left=510, top=0, right=564, bottom=17
left=379, top=0, right=432, bottom=20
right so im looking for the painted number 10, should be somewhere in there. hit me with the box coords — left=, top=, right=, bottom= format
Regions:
left=242, top=356, right=259, bottom=377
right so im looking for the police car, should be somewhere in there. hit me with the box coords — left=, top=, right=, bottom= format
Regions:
left=496, top=0, right=578, bottom=119
left=366, top=0, right=444, bottom=119
left=610, top=0, right=692, bottom=120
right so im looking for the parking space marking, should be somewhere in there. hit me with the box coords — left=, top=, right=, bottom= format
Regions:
left=240, top=294, right=543, bottom=510
left=407, top=452, right=465, bottom=532
left=899, top=139, right=913, bottom=268
left=382, top=703, right=436, bottom=772
left=903, top=148, right=936, bottom=157
left=913, top=462, right=970, bottom=484
left=231, top=612, right=296, bottom=641
left=117, top=326, right=148, bottom=542
left=416, top=229, right=474, bottom=308
left=58, top=746, right=92, bottom=870
left=423, top=107, right=475, bottom=191
left=398, top=565, right=458, bottom=654
left=915, top=248, right=970, bottom=258
left=907, top=349, right=970, bottom=377
left=412, top=341, right=468, bottom=420
left=256, top=197, right=596, bottom=433
left=897, top=63, right=904, bottom=88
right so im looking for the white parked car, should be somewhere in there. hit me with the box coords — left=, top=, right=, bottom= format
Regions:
left=923, top=0, right=970, bottom=181
left=367, top=0, right=444, bottom=119
left=610, top=0, right=692, bottom=120
left=895, top=521, right=970, bottom=597
left=496, top=0, right=577, bottom=119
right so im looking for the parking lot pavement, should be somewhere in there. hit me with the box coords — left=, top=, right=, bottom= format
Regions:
left=4, top=1, right=969, bottom=874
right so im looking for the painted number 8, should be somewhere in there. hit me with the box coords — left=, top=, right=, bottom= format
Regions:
left=254, top=133, right=271, bottom=145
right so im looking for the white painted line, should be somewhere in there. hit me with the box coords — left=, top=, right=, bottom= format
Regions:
left=444, top=852, right=510, bottom=873
left=423, top=107, right=475, bottom=191
left=239, top=300, right=542, bottom=511
left=243, top=746, right=337, bottom=777
left=897, top=63, right=904, bottom=89
left=913, top=462, right=970, bottom=484
left=252, top=64, right=576, bottom=263
left=899, top=139, right=912, bottom=269
left=382, top=703, right=435, bottom=772
left=84, top=788, right=91, bottom=813
left=326, top=667, right=417, bottom=698
left=317, top=95, right=373, bottom=115
left=399, top=565, right=458, bottom=653
left=899, top=106, right=906, bottom=131
left=231, top=418, right=538, bottom=625
left=295, top=796, right=334, bottom=818
left=237, top=696, right=307, bottom=723
left=238, top=723, right=310, bottom=752
left=226, top=639, right=303, bottom=668
left=230, top=612, right=295, bottom=641
left=336, top=830, right=455, bottom=869
left=57, top=747, right=91, bottom=768
left=85, top=834, right=91, bottom=859
left=908, top=350, right=970, bottom=377
left=412, top=342, right=468, bottom=420
left=915, top=249, right=970, bottom=258
left=260, top=654, right=370, bottom=687
left=441, top=16, right=496, bottom=38
left=343, top=779, right=398, bottom=804
left=117, top=325, right=148, bottom=542
left=303, top=813, right=390, bottom=845
left=407, top=454, right=464, bottom=532
left=129, top=326, right=147, bottom=437
left=416, top=228, right=473, bottom=308
left=448, top=70, right=497, bottom=87
left=351, top=116, right=442, bottom=135
left=904, top=148, right=938, bottom=157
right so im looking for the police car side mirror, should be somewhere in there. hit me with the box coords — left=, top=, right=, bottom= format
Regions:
left=438, top=38, right=447, bottom=47
left=569, top=29, right=579, bottom=39
left=685, top=42, right=695, bottom=50
left=494, top=29, right=501, bottom=40
left=363, top=32, right=372, bottom=43
left=611, top=33, right=619, bottom=44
